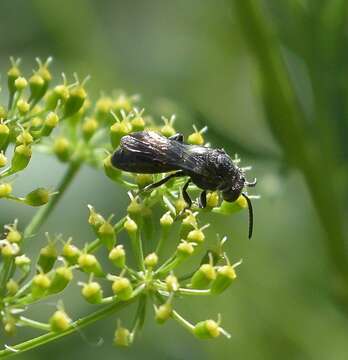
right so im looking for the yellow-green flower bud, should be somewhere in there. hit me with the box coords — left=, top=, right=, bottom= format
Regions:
left=103, top=155, right=121, bottom=181
left=124, top=217, right=138, bottom=233
left=114, top=325, right=131, bottom=347
left=62, top=241, right=80, bottom=265
left=110, top=120, right=132, bottom=148
left=82, top=117, right=98, bottom=141
left=144, top=252, right=158, bottom=268
left=187, top=229, right=205, bottom=244
left=109, top=245, right=126, bottom=268
left=210, top=265, right=237, bottom=295
left=112, top=277, right=133, bottom=301
left=180, top=211, right=198, bottom=239
left=187, top=132, right=204, bottom=145
left=17, top=99, right=30, bottom=115
left=15, top=254, right=31, bottom=268
left=0, top=152, right=7, bottom=167
left=95, top=96, right=113, bottom=122
left=8, top=62, right=21, bottom=95
left=55, top=85, right=69, bottom=101
left=98, top=220, right=116, bottom=250
left=48, top=266, right=73, bottom=294
left=165, top=274, right=179, bottom=292
left=3, top=318, right=16, bottom=336
left=6, top=279, right=19, bottom=296
left=37, top=242, right=58, bottom=273
left=160, top=212, right=174, bottom=227
left=78, top=253, right=103, bottom=276
left=0, top=123, right=10, bottom=149
left=37, top=60, right=52, bottom=85
left=31, top=273, right=51, bottom=298
left=50, top=310, right=71, bottom=332
left=29, top=74, right=45, bottom=103
left=127, top=199, right=143, bottom=216
left=53, top=137, right=71, bottom=162
left=193, top=320, right=220, bottom=339
left=6, top=227, right=21, bottom=243
left=177, top=240, right=195, bottom=258
left=64, top=86, right=87, bottom=118
left=24, top=187, right=50, bottom=206
left=46, top=112, right=59, bottom=127
left=16, top=131, right=33, bottom=145
left=135, top=174, right=153, bottom=188
left=1, top=243, right=20, bottom=257
left=191, top=264, right=216, bottom=289
left=87, top=205, right=105, bottom=234
left=14, top=77, right=27, bottom=91
left=11, top=144, right=32, bottom=172
left=40, top=112, right=59, bottom=137
left=30, top=116, right=43, bottom=132
left=0, top=183, right=12, bottom=198
left=82, top=281, right=103, bottom=304
left=206, top=192, right=219, bottom=208
left=45, top=84, right=69, bottom=110
left=212, top=195, right=247, bottom=215
left=155, top=303, right=172, bottom=324
left=160, top=124, right=175, bottom=137
left=131, top=115, right=145, bottom=131
left=113, top=95, right=132, bottom=113
left=175, top=198, right=187, bottom=213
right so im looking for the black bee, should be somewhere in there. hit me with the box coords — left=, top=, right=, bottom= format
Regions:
left=111, top=131, right=257, bottom=238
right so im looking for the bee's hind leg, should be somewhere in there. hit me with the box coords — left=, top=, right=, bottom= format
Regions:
left=182, top=179, right=192, bottom=208
left=142, top=170, right=185, bottom=192
left=198, top=190, right=207, bottom=208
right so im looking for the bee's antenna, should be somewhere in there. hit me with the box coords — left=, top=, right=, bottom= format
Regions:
left=241, top=193, right=253, bottom=239
left=245, top=178, right=257, bottom=187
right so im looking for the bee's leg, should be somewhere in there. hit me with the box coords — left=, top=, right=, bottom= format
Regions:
left=143, top=170, right=185, bottom=191
left=182, top=179, right=192, bottom=208
left=169, top=133, right=184, bottom=142
left=198, top=190, right=207, bottom=208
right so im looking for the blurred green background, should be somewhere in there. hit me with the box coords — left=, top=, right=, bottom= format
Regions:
left=1, top=0, right=348, bottom=359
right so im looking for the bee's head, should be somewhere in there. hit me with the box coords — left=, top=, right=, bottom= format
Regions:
left=221, top=183, right=244, bottom=202
left=221, top=170, right=256, bottom=240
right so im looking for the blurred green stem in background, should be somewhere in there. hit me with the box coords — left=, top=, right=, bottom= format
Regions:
left=23, top=160, right=81, bottom=239
left=234, top=0, right=348, bottom=302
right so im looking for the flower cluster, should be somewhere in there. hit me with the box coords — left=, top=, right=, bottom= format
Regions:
left=0, top=58, right=256, bottom=356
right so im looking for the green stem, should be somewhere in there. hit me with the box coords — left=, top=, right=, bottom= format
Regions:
left=129, top=231, right=144, bottom=271
left=18, top=316, right=50, bottom=331
left=171, top=309, right=195, bottom=332
left=24, top=161, right=81, bottom=239
left=0, top=293, right=141, bottom=358
left=156, top=227, right=170, bottom=256
left=0, top=258, right=14, bottom=297
left=155, top=293, right=194, bottom=332
left=156, top=256, right=183, bottom=277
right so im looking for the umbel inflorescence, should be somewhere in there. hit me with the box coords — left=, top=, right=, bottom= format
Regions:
left=0, top=58, right=257, bottom=356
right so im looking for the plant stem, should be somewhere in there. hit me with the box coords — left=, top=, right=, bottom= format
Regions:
left=0, top=296, right=138, bottom=358
left=234, top=0, right=348, bottom=297
left=0, top=258, right=14, bottom=297
left=24, top=161, right=81, bottom=239
left=129, top=231, right=144, bottom=271
left=18, top=316, right=50, bottom=331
